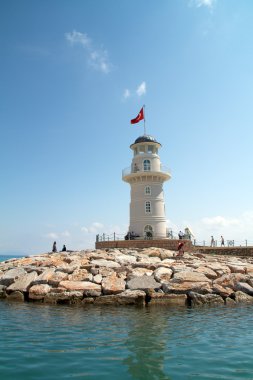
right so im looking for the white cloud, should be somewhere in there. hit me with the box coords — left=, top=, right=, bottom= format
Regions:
left=65, top=30, right=111, bottom=74
left=44, top=230, right=70, bottom=240
left=123, top=89, right=131, bottom=99
left=61, top=230, right=70, bottom=237
left=89, top=49, right=110, bottom=74
left=81, top=222, right=104, bottom=234
left=176, top=211, right=253, bottom=246
left=190, top=0, right=216, bottom=9
left=122, top=82, right=147, bottom=101
left=45, top=232, right=59, bottom=240
left=201, top=215, right=240, bottom=228
left=136, top=81, right=146, bottom=97
left=65, top=30, right=90, bottom=47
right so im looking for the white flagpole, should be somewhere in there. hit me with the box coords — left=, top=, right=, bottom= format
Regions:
left=143, top=104, right=146, bottom=135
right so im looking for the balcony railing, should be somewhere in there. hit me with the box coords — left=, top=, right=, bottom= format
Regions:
left=122, top=165, right=171, bottom=178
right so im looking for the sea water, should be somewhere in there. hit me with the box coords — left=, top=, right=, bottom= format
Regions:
left=1, top=256, right=253, bottom=380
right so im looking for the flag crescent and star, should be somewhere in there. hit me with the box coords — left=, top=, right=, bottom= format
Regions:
left=130, top=107, right=144, bottom=124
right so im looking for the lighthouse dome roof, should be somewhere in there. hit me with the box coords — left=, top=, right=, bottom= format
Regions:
left=134, top=135, right=159, bottom=144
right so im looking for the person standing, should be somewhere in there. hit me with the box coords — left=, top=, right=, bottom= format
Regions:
left=52, top=241, right=57, bottom=253
left=210, top=236, right=215, bottom=247
left=178, top=231, right=184, bottom=240
left=221, top=236, right=225, bottom=247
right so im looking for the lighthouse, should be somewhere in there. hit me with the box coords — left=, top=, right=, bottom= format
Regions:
left=122, top=135, right=171, bottom=239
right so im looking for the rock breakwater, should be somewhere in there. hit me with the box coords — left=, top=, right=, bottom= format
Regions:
left=1, top=248, right=253, bottom=307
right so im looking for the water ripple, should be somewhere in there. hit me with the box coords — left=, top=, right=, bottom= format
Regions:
left=1, top=302, right=253, bottom=379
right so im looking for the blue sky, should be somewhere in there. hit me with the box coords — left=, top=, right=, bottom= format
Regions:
left=1, top=0, right=253, bottom=254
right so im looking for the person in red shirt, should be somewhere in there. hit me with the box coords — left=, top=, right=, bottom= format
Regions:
left=177, top=241, right=184, bottom=257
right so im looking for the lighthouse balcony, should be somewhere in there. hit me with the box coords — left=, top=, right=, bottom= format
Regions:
left=122, top=165, right=171, bottom=182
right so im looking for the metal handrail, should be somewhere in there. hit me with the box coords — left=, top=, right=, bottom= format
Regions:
left=96, top=233, right=253, bottom=247
left=122, top=165, right=171, bottom=177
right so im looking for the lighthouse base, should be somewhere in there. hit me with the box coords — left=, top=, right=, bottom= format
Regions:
left=95, top=238, right=193, bottom=252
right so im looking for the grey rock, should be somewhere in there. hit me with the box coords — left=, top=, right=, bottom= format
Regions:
left=7, top=271, right=38, bottom=292
left=226, top=297, right=236, bottom=305
left=153, top=267, right=172, bottom=283
left=91, top=259, right=121, bottom=269
left=48, top=271, right=68, bottom=286
left=7, top=291, right=24, bottom=302
left=148, top=293, right=187, bottom=306
left=188, top=291, right=224, bottom=306
left=0, top=284, right=7, bottom=299
left=234, top=282, right=253, bottom=296
left=234, top=291, right=253, bottom=303
left=32, top=268, right=56, bottom=285
left=44, top=291, right=84, bottom=304
left=94, top=289, right=146, bottom=306
left=0, top=268, right=27, bottom=286
left=127, top=275, right=161, bottom=291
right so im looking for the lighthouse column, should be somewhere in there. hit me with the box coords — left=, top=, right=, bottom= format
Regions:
left=122, top=135, right=171, bottom=239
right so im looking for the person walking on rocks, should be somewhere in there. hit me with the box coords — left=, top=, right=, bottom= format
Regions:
left=177, top=241, right=184, bottom=257
left=221, top=236, right=225, bottom=247
left=52, top=241, right=57, bottom=253
left=210, top=236, right=215, bottom=247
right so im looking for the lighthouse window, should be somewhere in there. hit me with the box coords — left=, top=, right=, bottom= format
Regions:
left=147, top=145, right=153, bottom=153
left=145, top=186, right=151, bottom=195
left=143, top=159, right=151, bottom=171
left=139, top=145, right=145, bottom=154
left=145, top=201, right=151, bottom=213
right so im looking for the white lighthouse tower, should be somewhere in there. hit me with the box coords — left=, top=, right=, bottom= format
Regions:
left=122, top=135, right=171, bottom=239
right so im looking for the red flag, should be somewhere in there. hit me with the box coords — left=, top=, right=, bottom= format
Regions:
left=131, top=107, right=144, bottom=124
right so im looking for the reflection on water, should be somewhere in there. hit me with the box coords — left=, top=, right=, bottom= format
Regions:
left=124, top=308, right=172, bottom=380
left=1, top=301, right=253, bottom=379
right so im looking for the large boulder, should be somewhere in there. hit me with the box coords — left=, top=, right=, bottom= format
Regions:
left=148, top=292, right=187, bottom=306
left=234, top=282, right=253, bottom=296
left=172, top=270, right=211, bottom=283
left=206, top=263, right=231, bottom=276
left=163, top=281, right=212, bottom=295
left=213, top=273, right=250, bottom=290
left=212, top=284, right=233, bottom=297
left=115, top=254, right=137, bottom=266
left=48, top=271, right=69, bottom=286
left=44, top=290, right=84, bottom=304
left=127, top=275, right=161, bottom=291
left=59, top=280, right=101, bottom=296
left=0, top=268, right=27, bottom=286
left=7, top=271, right=38, bottom=292
left=101, top=272, right=126, bottom=295
left=68, top=269, right=93, bottom=282
left=227, top=263, right=246, bottom=274
left=91, top=259, right=121, bottom=269
left=29, top=284, right=51, bottom=300
left=137, top=256, right=161, bottom=266
left=94, top=290, right=146, bottom=306
left=188, top=291, right=224, bottom=306
left=7, top=291, right=24, bottom=302
left=194, top=266, right=218, bottom=280
left=32, top=268, right=56, bottom=285
left=153, top=267, right=173, bottom=283
left=128, top=267, right=153, bottom=278
left=234, top=291, right=253, bottom=303
left=0, top=285, right=7, bottom=299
